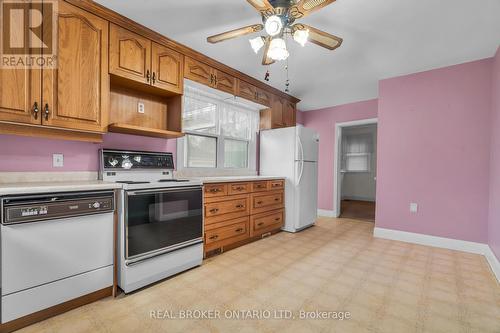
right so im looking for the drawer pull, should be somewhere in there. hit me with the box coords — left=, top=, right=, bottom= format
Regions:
left=257, top=222, right=264, bottom=226
left=257, top=201, right=263, bottom=205
left=234, top=186, right=244, bottom=191
left=274, top=198, right=280, bottom=201
left=256, top=185, right=264, bottom=188
left=209, top=208, right=219, bottom=213
left=272, top=183, right=281, bottom=187
left=275, top=217, right=281, bottom=221
left=209, top=235, right=218, bottom=240
left=235, top=228, right=244, bottom=233
left=235, top=204, right=244, bottom=208
left=209, top=188, right=221, bottom=193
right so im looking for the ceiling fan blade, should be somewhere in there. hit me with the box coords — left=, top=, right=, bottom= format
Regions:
left=262, top=37, right=275, bottom=65
left=246, top=0, right=275, bottom=17
left=293, top=23, right=343, bottom=50
left=207, top=24, right=263, bottom=44
left=289, top=0, right=336, bottom=19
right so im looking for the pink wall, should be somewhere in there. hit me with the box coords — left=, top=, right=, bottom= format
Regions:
left=296, top=110, right=305, bottom=125
left=376, top=59, right=493, bottom=243
left=0, top=133, right=177, bottom=172
left=302, top=99, right=378, bottom=211
left=488, top=47, right=500, bottom=259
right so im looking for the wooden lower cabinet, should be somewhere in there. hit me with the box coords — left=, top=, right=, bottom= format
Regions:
left=203, top=180, right=285, bottom=257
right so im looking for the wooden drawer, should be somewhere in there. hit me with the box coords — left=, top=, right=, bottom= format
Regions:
left=251, top=190, right=284, bottom=214
left=204, top=194, right=250, bottom=224
left=228, top=182, right=250, bottom=195
left=204, top=184, right=227, bottom=197
left=252, top=181, right=268, bottom=192
left=269, top=180, right=284, bottom=190
left=205, top=219, right=248, bottom=245
left=250, top=209, right=284, bottom=237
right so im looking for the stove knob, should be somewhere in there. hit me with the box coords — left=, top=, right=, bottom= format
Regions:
left=92, top=202, right=101, bottom=209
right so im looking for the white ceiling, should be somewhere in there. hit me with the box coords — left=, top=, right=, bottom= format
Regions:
left=95, top=0, right=500, bottom=111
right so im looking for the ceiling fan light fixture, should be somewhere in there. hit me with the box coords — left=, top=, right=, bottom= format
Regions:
left=267, top=38, right=289, bottom=61
left=264, top=15, right=283, bottom=36
left=249, top=36, right=265, bottom=53
left=293, top=29, right=309, bottom=47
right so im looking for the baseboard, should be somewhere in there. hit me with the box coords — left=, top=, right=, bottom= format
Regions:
left=318, top=209, right=336, bottom=217
left=373, top=227, right=499, bottom=283
left=484, top=247, right=500, bottom=283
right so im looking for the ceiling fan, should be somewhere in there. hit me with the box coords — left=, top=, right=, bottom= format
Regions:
left=207, top=0, right=343, bottom=65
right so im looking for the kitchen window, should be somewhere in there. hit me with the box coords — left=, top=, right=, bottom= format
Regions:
left=178, top=81, right=259, bottom=171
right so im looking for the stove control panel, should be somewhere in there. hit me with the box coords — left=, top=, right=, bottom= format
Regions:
left=101, top=150, right=174, bottom=170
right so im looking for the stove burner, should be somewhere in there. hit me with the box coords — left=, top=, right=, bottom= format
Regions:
left=158, top=179, right=190, bottom=182
left=116, top=181, right=151, bottom=184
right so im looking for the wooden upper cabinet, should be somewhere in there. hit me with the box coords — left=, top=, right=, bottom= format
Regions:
left=42, top=1, right=109, bottom=132
left=271, top=97, right=285, bottom=128
left=283, top=100, right=296, bottom=127
left=0, top=67, right=41, bottom=125
left=184, top=56, right=213, bottom=86
left=256, top=87, right=272, bottom=107
left=237, top=80, right=258, bottom=102
left=214, top=70, right=236, bottom=95
left=151, top=42, right=183, bottom=94
left=109, top=24, right=151, bottom=85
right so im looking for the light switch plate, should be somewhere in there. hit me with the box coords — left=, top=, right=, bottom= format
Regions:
left=410, top=203, right=418, bottom=213
left=138, top=102, right=145, bottom=114
left=53, top=154, right=64, bottom=167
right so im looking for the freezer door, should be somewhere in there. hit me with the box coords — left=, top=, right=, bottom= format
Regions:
left=296, top=126, right=319, bottom=162
left=294, top=160, right=318, bottom=229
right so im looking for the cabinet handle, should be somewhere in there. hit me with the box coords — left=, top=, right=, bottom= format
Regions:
left=209, top=188, right=220, bottom=193
left=275, top=217, right=281, bottom=221
left=152, top=72, right=156, bottom=84
left=210, top=74, right=214, bottom=84
left=257, top=222, right=264, bottom=226
left=209, top=208, right=219, bottom=213
left=44, top=103, right=49, bottom=121
left=33, top=102, right=39, bottom=119
left=274, top=198, right=280, bottom=202
left=235, top=228, right=243, bottom=233
left=235, top=204, right=244, bottom=208
left=257, top=201, right=263, bottom=205
left=214, top=75, right=217, bottom=85
left=234, top=186, right=244, bottom=191
left=209, top=235, right=218, bottom=240
left=272, top=183, right=281, bottom=187
left=146, top=70, right=151, bottom=83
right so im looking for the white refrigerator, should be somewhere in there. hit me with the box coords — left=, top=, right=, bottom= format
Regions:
left=260, top=126, right=319, bottom=232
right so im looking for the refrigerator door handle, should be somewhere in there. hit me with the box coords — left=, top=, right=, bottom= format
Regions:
left=297, top=134, right=304, bottom=162
left=297, top=160, right=304, bottom=185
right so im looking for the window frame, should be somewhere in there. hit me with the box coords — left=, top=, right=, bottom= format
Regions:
left=177, top=82, right=258, bottom=174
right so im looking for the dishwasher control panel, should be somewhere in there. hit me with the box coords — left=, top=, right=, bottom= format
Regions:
left=1, top=191, right=114, bottom=225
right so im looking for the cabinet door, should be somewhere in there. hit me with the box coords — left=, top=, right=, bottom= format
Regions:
left=255, top=88, right=272, bottom=107
left=42, top=1, right=109, bottom=132
left=283, top=101, right=296, bottom=127
left=184, top=57, right=212, bottom=86
left=151, top=42, right=183, bottom=94
left=271, top=97, right=284, bottom=128
left=0, top=68, right=41, bottom=125
left=214, top=70, right=236, bottom=95
left=237, top=80, right=257, bottom=102
left=109, top=24, right=151, bottom=85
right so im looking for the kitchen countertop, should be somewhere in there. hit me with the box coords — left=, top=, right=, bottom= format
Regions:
left=193, top=176, right=285, bottom=184
left=0, top=180, right=122, bottom=196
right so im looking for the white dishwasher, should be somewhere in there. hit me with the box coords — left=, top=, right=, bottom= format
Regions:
left=0, top=191, right=115, bottom=324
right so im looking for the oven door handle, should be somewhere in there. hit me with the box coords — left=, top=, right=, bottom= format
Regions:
left=127, top=186, right=202, bottom=196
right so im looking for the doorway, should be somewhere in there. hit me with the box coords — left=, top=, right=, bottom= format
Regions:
left=333, top=119, right=378, bottom=221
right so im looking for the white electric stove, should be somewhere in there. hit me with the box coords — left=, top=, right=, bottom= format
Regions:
left=99, top=149, right=203, bottom=293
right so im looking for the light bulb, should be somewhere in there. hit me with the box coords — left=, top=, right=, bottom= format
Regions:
left=264, top=15, right=283, bottom=37
left=293, top=29, right=309, bottom=47
left=267, top=38, right=289, bottom=61
left=249, top=36, right=265, bottom=53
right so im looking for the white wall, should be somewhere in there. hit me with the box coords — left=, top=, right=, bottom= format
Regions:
left=341, top=125, right=377, bottom=202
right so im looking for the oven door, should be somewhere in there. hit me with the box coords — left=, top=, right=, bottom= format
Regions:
left=124, top=186, right=203, bottom=261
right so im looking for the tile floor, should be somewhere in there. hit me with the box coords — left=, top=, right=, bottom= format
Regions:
left=18, top=217, right=500, bottom=333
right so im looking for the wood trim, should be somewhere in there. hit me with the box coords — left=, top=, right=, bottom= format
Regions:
left=112, top=190, right=118, bottom=297
left=0, top=122, right=103, bottom=142
left=108, top=123, right=184, bottom=139
left=0, top=287, right=112, bottom=333
left=63, top=0, right=300, bottom=104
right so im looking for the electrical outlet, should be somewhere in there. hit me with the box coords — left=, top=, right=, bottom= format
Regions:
left=137, top=102, right=145, bottom=114
left=410, top=203, right=418, bottom=213
left=53, top=154, right=64, bottom=167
